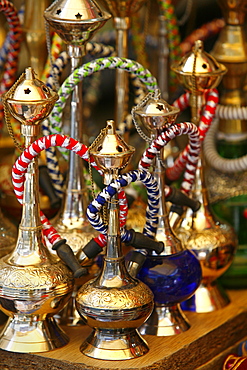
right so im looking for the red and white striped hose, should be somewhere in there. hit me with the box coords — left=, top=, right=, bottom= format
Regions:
left=12, top=134, right=128, bottom=249
left=166, top=88, right=219, bottom=182
left=139, top=121, right=200, bottom=195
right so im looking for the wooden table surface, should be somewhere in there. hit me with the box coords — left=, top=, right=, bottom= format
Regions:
left=0, top=289, right=247, bottom=370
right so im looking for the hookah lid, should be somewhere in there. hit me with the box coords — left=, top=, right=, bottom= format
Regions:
left=5, top=67, right=58, bottom=125
left=90, top=120, right=135, bottom=173
left=44, top=0, right=111, bottom=45
left=134, top=90, right=180, bottom=133
left=13, top=67, right=55, bottom=101
left=101, top=0, right=147, bottom=18
left=171, top=40, right=227, bottom=92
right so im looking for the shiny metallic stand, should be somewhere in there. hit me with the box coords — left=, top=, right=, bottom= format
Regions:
left=0, top=68, right=74, bottom=352
left=101, top=0, right=147, bottom=125
left=171, top=41, right=237, bottom=312
left=44, top=0, right=111, bottom=326
left=133, top=91, right=201, bottom=335
left=76, top=120, right=154, bottom=360
left=44, top=0, right=111, bottom=255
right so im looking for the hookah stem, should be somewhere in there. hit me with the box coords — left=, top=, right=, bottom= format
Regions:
left=139, top=121, right=200, bottom=195
left=166, top=88, right=219, bottom=183
left=0, top=0, right=22, bottom=129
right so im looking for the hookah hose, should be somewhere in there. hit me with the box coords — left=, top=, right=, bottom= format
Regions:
left=138, top=121, right=200, bottom=196
left=204, top=106, right=247, bottom=173
left=0, top=0, right=22, bottom=129
left=86, top=169, right=164, bottom=255
left=11, top=134, right=163, bottom=272
left=43, top=56, right=158, bottom=196
left=165, top=88, right=219, bottom=183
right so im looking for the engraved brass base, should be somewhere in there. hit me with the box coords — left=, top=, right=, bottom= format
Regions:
left=0, top=315, right=69, bottom=352
left=80, top=328, right=149, bottom=360
left=139, top=304, right=190, bottom=336
left=181, top=281, right=230, bottom=313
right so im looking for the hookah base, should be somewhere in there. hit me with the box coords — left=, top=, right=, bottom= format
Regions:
left=0, top=316, right=69, bottom=353
left=181, top=280, right=230, bottom=313
left=80, top=328, right=149, bottom=360
left=139, top=304, right=190, bottom=336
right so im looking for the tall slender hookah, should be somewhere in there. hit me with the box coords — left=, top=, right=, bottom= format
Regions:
left=132, top=91, right=202, bottom=336
left=205, top=0, right=247, bottom=288
left=0, top=67, right=75, bottom=353
left=101, top=0, right=147, bottom=125
left=75, top=120, right=155, bottom=360
left=43, top=0, right=111, bottom=255
left=171, top=40, right=237, bottom=312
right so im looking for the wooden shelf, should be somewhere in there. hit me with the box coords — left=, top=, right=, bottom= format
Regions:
left=0, top=290, right=247, bottom=370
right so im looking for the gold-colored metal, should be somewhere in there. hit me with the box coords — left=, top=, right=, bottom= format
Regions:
left=0, top=208, right=17, bottom=258
left=171, top=41, right=237, bottom=313
left=76, top=120, right=153, bottom=360
left=0, top=67, right=74, bottom=352
left=211, top=0, right=247, bottom=134
left=133, top=91, right=192, bottom=335
left=101, top=0, right=147, bottom=125
left=44, top=0, right=111, bottom=51
left=23, top=0, right=50, bottom=79
left=44, top=1, right=111, bottom=326
left=171, top=40, right=227, bottom=124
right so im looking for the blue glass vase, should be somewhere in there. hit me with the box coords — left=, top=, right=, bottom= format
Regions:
left=137, top=249, right=202, bottom=336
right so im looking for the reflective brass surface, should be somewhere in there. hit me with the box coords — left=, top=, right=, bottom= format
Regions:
left=4, top=67, right=58, bottom=127
left=44, top=0, right=111, bottom=48
left=134, top=90, right=180, bottom=135
left=134, top=91, right=193, bottom=335
left=171, top=44, right=237, bottom=312
left=0, top=68, right=74, bottom=352
left=101, top=0, right=147, bottom=125
left=101, top=0, right=147, bottom=18
left=76, top=121, right=153, bottom=360
left=139, top=305, right=190, bottom=336
left=23, top=0, right=50, bottom=79
left=172, top=39, right=227, bottom=94
left=90, top=120, right=135, bottom=183
left=211, top=0, right=247, bottom=134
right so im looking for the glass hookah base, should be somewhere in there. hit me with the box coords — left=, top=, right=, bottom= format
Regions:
left=139, top=304, right=190, bottom=336
left=80, top=328, right=149, bottom=360
left=0, top=316, right=69, bottom=353
left=181, top=280, right=230, bottom=313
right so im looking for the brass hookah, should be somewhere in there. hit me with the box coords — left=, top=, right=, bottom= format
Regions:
left=170, top=40, right=237, bottom=312
left=131, top=90, right=202, bottom=336
left=101, top=0, right=147, bottom=125
left=0, top=67, right=75, bottom=352
left=75, top=120, right=155, bottom=360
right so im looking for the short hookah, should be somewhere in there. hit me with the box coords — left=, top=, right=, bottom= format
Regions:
left=75, top=120, right=165, bottom=360
left=0, top=67, right=86, bottom=352
left=170, top=40, right=237, bottom=312
left=100, top=0, right=147, bottom=125
left=130, top=90, right=202, bottom=336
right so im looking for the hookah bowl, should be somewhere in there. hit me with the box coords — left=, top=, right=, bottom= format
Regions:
left=171, top=40, right=237, bottom=312
left=75, top=120, right=154, bottom=360
left=0, top=68, right=74, bottom=352
left=133, top=91, right=202, bottom=335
